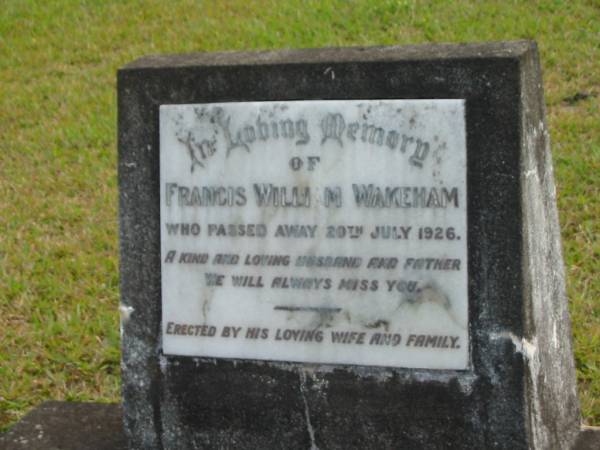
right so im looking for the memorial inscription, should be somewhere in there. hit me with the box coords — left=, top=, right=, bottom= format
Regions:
left=120, top=43, right=582, bottom=449
left=160, top=99, right=468, bottom=369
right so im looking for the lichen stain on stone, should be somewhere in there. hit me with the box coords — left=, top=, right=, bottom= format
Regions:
left=281, top=307, right=339, bottom=330
left=255, top=358, right=477, bottom=394
left=323, top=66, right=335, bottom=81
left=401, top=284, right=464, bottom=328
left=364, top=319, right=390, bottom=331
left=489, top=331, right=537, bottom=361
left=343, top=310, right=352, bottom=324
left=406, top=284, right=451, bottom=308
left=158, top=354, right=168, bottom=374
left=119, top=304, right=135, bottom=322
left=201, top=296, right=211, bottom=322
left=119, top=304, right=135, bottom=337
left=199, top=283, right=220, bottom=323
left=314, top=309, right=338, bottom=329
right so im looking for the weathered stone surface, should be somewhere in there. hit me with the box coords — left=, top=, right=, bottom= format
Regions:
left=574, top=426, right=600, bottom=450
left=0, top=402, right=126, bottom=450
left=2, top=402, right=597, bottom=449
left=518, top=41, right=582, bottom=450
left=118, top=41, right=581, bottom=449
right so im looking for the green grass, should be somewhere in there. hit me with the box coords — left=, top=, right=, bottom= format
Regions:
left=0, top=0, right=598, bottom=430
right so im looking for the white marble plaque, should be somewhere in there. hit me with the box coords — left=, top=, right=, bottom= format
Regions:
left=160, top=99, right=468, bottom=370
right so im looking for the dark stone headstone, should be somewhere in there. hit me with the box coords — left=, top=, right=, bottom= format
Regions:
left=118, top=41, right=581, bottom=449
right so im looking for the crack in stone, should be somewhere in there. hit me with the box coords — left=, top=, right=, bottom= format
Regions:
left=299, top=371, right=319, bottom=450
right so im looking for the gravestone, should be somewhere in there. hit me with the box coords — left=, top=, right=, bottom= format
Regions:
left=118, top=41, right=581, bottom=449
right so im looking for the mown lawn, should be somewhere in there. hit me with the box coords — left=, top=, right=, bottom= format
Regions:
left=0, top=0, right=598, bottom=430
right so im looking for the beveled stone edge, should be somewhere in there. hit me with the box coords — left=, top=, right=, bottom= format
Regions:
left=120, top=40, right=535, bottom=71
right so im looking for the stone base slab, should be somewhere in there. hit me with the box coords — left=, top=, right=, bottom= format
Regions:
left=1, top=401, right=598, bottom=450
left=0, top=402, right=126, bottom=450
